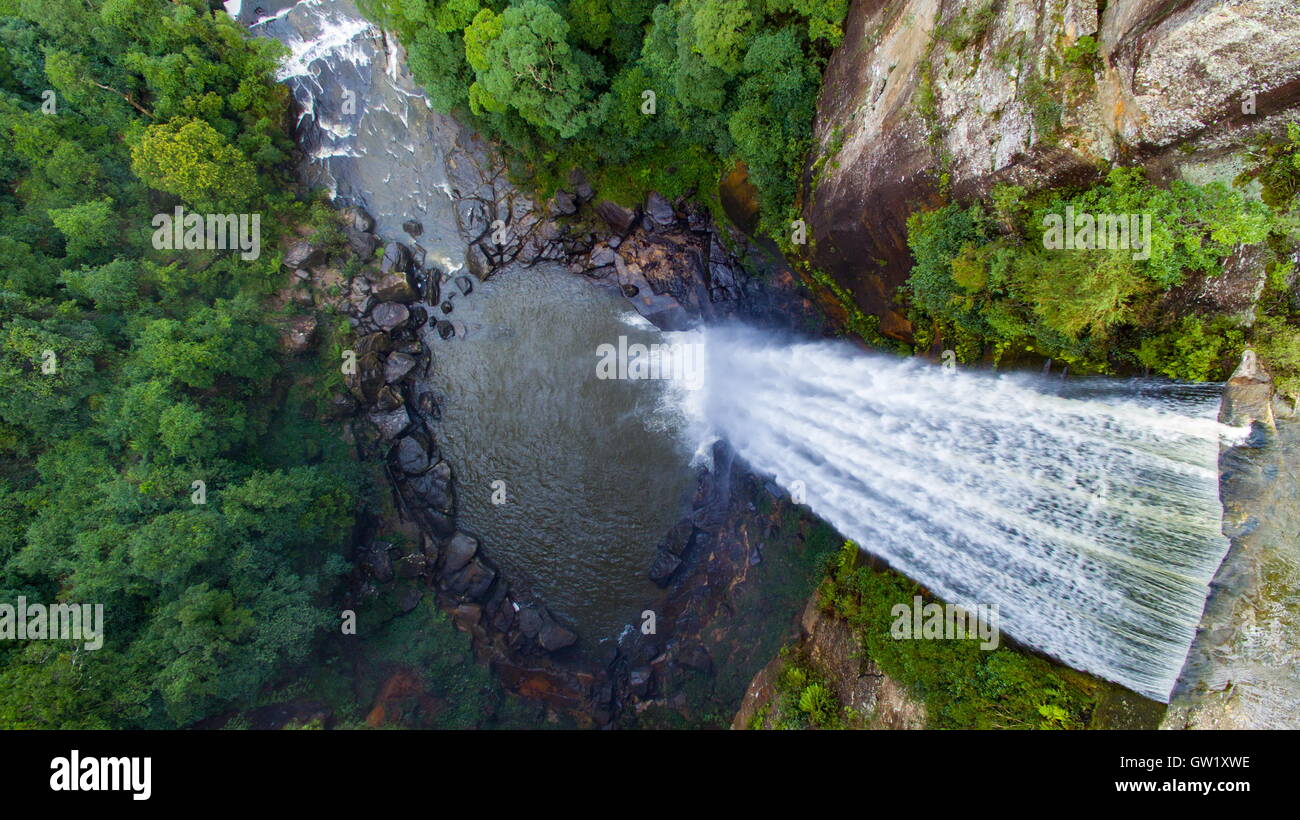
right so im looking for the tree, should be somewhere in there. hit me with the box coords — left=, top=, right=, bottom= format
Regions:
left=131, top=116, right=258, bottom=209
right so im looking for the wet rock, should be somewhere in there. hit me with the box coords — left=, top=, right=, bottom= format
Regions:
left=407, top=463, right=454, bottom=513
left=394, top=436, right=430, bottom=474
left=402, top=219, right=423, bottom=238
left=648, top=549, right=683, bottom=587
left=1220, top=350, right=1276, bottom=430
left=356, top=331, right=391, bottom=357
left=456, top=198, right=490, bottom=243
left=436, top=320, right=455, bottom=339
left=374, top=384, right=404, bottom=412
left=539, top=622, right=578, bottom=653
left=440, top=300, right=454, bottom=314
left=455, top=275, right=474, bottom=296
left=380, top=241, right=411, bottom=275
left=384, top=352, right=417, bottom=383
left=417, top=392, right=442, bottom=420
left=446, top=557, right=495, bottom=600
left=372, top=271, right=418, bottom=303
left=406, top=305, right=428, bottom=330
left=595, top=200, right=639, bottom=235
left=346, top=228, right=380, bottom=259
left=442, top=532, right=479, bottom=574
left=645, top=192, right=675, bottom=226
left=372, top=301, right=410, bottom=331
left=517, top=607, right=543, bottom=638
left=659, top=518, right=696, bottom=557
left=283, top=239, right=325, bottom=270
left=368, top=406, right=410, bottom=440
left=465, top=242, right=492, bottom=279
left=342, top=206, right=374, bottom=233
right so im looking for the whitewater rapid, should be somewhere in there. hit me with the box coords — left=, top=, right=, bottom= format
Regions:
left=678, top=325, right=1245, bottom=701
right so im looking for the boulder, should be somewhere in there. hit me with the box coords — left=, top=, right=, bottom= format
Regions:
left=372, top=271, right=418, bottom=303
left=551, top=190, right=578, bottom=216
left=346, top=351, right=385, bottom=404
left=539, top=622, right=578, bottom=653
left=408, top=462, right=454, bottom=514
left=402, top=219, right=423, bottom=238
left=465, top=242, right=492, bottom=279
left=455, top=275, right=474, bottom=296
left=393, top=436, right=430, bottom=475
left=372, top=301, right=410, bottom=331
left=645, top=191, right=675, bottom=226
left=442, top=532, right=479, bottom=574
left=380, top=242, right=411, bottom=275
left=384, top=352, right=417, bottom=384
left=589, top=245, right=617, bottom=267
left=346, top=228, right=380, bottom=259
left=355, top=331, right=391, bottom=357
left=594, top=200, right=639, bottom=235
left=342, top=206, right=374, bottom=233
left=283, top=239, right=325, bottom=270
left=368, top=406, right=410, bottom=441
left=1220, top=349, right=1276, bottom=431
left=446, top=557, right=495, bottom=600
left=374, top=384, right=403, bottom=412
left=648, top=549, right=682, bottom=587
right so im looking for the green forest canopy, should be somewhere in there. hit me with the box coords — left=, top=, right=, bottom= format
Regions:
left=0, top=0, right=360, bottom=728
left=361, top=0, right=848, bottom=234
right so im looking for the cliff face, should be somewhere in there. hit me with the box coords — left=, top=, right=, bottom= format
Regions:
left=804, top=0, right=1300, bottom=339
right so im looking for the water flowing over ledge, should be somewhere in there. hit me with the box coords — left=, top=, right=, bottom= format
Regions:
left=686, top=325, right=1246, bottom=701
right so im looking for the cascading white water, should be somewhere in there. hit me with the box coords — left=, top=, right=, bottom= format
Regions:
left=685, top=325, right=1247, bottom=701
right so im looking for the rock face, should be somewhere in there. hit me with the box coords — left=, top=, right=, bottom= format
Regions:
left=804, top=0, right=1300, bottom=339
left=1219, top=349, right=1275, bottom=431
left=732, top=592, right=927, bottom=730
left=1165, top=392, right=1300, bottom=729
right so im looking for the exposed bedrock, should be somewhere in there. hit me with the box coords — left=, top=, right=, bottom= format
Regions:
left=804, top=0, right=1300, bottom=339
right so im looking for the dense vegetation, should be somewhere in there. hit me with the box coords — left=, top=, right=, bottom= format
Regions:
left=1237, top=124, right=1300, bottom=399
left=902, top=143, right=1300, bottom=391
left=361, top=0, right=846, bottom=233
left=904, top=167, right=1279, bottom=380
left=0, top=0, right=363, bottom=727
left=819, top=542, right=1099, bottom=730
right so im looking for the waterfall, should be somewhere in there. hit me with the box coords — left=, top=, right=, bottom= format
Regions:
left=686, top=324, right=1246, bottom=701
